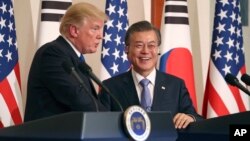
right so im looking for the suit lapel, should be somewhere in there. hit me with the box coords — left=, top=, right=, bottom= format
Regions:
left=121, top=71, right=140, bottom=106
left=58, top=36, right=98, bottom=97
left=152, top=71, right=169, bottom=109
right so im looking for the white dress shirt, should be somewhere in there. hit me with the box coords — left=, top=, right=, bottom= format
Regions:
left=131, top=68, right=156, bottom=103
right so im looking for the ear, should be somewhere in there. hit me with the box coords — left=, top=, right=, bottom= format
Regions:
left=69, top=25, right=78, bottom=38
left=125, top=46, right=129, bottom=54
left=157, top=48, right=161, bottom=55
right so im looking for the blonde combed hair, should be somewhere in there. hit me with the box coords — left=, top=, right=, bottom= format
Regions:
left=59, top=2, right=108, bottom=36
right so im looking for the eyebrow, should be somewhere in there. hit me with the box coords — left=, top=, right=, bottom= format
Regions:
left=92, top=24, right=101, bottom=29
left=134, top=41, right=157, bottom=44
left=148, top=41, right=157, bottom=44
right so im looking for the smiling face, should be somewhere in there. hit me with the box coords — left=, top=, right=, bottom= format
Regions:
left=126, top=30, right=159, bottom=77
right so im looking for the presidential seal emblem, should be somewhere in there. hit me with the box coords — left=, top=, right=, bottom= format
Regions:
left=123, top=105, right=151, bottom=141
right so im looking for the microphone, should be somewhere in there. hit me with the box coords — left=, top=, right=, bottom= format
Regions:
left=62, top=60, right=99, bottom=111
left=78, top=61, right=124, bottom=112
left=241, top=73, right=250, bottom=85
left=225, top=73, right=250, bottom=96
left=62, top=60, right=85, bottom=85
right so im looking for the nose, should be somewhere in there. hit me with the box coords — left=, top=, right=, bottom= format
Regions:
left=141, top=45, right=150, bottom=53
left=97, top=30, right=103, bottom=39
left=97, top=34, right=102, bottom=40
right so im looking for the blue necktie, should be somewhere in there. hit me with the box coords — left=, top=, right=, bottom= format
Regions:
left=140, top=79, right=151, bottom=112
left=79, top=54, right=85, bottom=62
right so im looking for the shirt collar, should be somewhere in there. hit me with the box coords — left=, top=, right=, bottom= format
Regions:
left=62, top=36, right=82, bottom=58
left=132, top=68, right=156, bottom=85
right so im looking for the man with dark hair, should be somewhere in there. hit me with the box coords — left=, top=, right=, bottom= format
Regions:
left=99, top=21, right=203, bottom=129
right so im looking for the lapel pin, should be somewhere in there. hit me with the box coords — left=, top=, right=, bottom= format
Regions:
left=161, top=86, right=165, bottom=90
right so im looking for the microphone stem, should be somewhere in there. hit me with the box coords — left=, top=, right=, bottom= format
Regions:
left=78, top=62, right=124, bottom=112
left=71, top=70, right=99, bottom=112
left=62, top=60, right=99, bottom=112
left=88, top=71, right=124, bottom=112
left=237, top=84, right=250, bottom=96
left=102, top=86, right=124, bottom=112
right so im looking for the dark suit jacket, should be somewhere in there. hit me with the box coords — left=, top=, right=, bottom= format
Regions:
left=99, top=70, right=204, bottom=121
left=24, top=36, right=106, bottom=122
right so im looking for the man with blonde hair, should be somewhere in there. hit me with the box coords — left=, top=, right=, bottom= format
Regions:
left=24, top=2, right=108, bottom=122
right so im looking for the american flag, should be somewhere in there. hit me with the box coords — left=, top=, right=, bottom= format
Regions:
left=37, top=0, right=71, bottom=47
left=100, top=0, right=130, bottom=81
left=0, top=0, right=23, bottom=128
left=159, top=0, right=197, bottom=110
left=202, top=0, right=249, bottom=118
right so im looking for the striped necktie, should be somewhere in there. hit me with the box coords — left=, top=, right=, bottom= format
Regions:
left=140, top=79, right=151, bottom=112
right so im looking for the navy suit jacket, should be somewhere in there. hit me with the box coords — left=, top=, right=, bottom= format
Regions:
left=24, top=36, right=106, bottom=122
left=99, top=70, right=203, bottom=121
